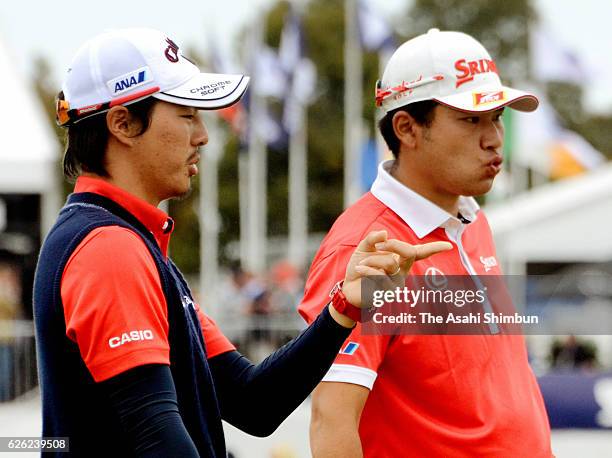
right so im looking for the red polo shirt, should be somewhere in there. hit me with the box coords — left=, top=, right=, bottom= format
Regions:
left=299, top=161, right=553, bottom=457
left=61, top=176, right=234, bottom=382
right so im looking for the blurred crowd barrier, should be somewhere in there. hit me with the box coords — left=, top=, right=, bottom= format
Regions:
left=3, top=261, right=612, bottom=409
left=215, top=261, right=307, bottom=362
left=0, top=320, right=37, bottom=402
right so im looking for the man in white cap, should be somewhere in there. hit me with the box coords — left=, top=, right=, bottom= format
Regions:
left=33, top=28, right=449, bottom=457
left=299, top=29, right=553, bottom=457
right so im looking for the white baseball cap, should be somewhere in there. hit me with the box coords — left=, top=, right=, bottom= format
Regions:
left=376, top=28, right=538, bottom=114
left=56, top=28, right=249, bottom=126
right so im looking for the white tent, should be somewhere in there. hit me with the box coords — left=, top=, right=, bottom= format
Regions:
left=0, top=36, right=61, bottom=237
left=486, top=163, right=612, bottom=274
left=486, top=166, right=612, bottom=369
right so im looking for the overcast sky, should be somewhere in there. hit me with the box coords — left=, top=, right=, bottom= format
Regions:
left=0, top=0, right=609, bottom=114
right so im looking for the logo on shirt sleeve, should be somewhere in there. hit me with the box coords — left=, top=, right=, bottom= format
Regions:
left=108, top=329, right=154, bottom=348
left=480, top=256, right=498, bottom=272
left=340, top=342, right=360, bottom=355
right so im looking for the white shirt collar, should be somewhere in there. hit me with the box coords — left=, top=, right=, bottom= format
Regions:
left=370, top=160, right=480, bottom=239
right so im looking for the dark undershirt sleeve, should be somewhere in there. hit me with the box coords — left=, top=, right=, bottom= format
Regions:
left=99, top=364, right=199, bottom=458
left=208, top=304, right=353, bottom=437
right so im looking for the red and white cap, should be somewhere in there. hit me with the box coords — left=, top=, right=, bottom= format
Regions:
left=376, top=28, right=538, bottom=113
left=57, top=28, right=249, bottom=126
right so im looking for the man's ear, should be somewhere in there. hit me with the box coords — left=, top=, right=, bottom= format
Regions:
left=392, top=111, right=419, bottom=150
left=106, top=106, right=143, bottom=146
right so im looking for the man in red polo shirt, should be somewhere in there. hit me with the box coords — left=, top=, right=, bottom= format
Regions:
left=299, top=29, right=554, bottom=457
left=34, top=28, right=451, bottom=457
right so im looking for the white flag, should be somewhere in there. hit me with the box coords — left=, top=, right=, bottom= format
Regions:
left=279, top=11, right=301, bottom=73
left=279, top=8, right=317, bottom=133
left=357, top=0, right=394, bottom=51
left=531, top=25, right=585, bottom=83
left=253, top=46, right=288, bottom=98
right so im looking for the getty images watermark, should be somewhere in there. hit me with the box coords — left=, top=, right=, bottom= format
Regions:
left=360, top=274, right=612, bottom=335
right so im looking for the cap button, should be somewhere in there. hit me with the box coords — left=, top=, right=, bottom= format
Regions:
left=428, top=28, right=440, bottom=34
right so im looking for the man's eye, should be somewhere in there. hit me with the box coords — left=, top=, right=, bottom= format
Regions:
left=463, top=117, right=479, bottom=124
left=182, top=115, right=195, bottom=119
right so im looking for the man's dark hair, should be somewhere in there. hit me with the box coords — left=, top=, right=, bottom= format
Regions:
left=62, top=96, right=158, bottom=180
left=378, top=100, right=438, bottom=158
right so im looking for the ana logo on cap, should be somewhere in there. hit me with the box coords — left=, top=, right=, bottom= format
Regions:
left=107, top=67, right=152, bottom=95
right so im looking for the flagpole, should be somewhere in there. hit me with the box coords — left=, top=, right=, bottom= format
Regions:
left=344, top=0, right=362, bottom=208
left=200, top=113, right=225, bottom=318
left=288, top=102, right=308, bottom=269
left=238, top=148, right=249, bottom=267
left=283, top=5, right=310, bottom=271
left=246, top=12, right=268, bottom=274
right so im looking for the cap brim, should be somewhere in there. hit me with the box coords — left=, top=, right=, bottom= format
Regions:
left=153, top=72, right=249, bottom=110
left=435, top=86, right=539, bottom=113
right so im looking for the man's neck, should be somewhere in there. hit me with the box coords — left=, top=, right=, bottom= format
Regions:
left=81, top=172, right=161, bottom=208
left=390, top=161, right=460, bottom=216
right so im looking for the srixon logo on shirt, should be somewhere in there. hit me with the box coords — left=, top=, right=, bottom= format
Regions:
left=108, top=329, right=154, bottom=348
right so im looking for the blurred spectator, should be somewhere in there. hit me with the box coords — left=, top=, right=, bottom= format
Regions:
left=0, top=262, right=19, bottom=402
left=268, top=261, right=307, bottom=347
left=230, top=262, right=270, bottom=313
left=218, top=263, right=272, bottom=360
left=218, top=263, right=268, bottom=318
left=269, top=261, right=304, bottom=315
left=0, top=262, right=20, bottom=321
left=217, top=261, right=312, bottom=361
left=550, top=335, right=598, bottom=371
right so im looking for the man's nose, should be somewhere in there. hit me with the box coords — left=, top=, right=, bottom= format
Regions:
left=193, top=114, right=208, bottom=147
left=481, top=118, right=503, bottom=151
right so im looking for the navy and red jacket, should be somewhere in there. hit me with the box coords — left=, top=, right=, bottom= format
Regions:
left=34, top=188, right=352, bottom=457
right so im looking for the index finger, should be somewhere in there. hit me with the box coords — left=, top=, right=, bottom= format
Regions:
left=375, top=239, right=452, bottom=263
left=355, top=230, right=389, bottom=253
left=414, top=241, right=453, bottom=260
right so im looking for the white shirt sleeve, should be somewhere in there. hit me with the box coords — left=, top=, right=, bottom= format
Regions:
left=321, top=363, right=378, bottom=390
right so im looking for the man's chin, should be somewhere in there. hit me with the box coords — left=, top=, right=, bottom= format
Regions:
left=166, top=180, right=194, bottom=202
left=462, top=180, right=494, bottom=198
left=174, top=185, right=193, bottom=201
